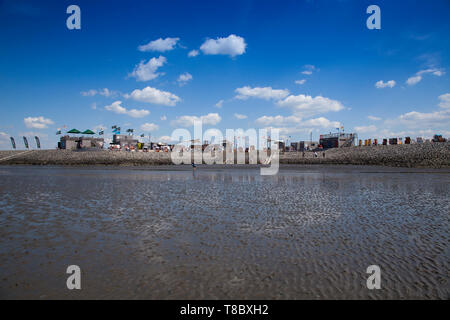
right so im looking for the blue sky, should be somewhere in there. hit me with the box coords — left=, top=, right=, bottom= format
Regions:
left=0, top=0, right=449, bottom=149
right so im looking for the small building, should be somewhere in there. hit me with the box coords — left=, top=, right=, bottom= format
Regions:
left=59, top=136, right=104, bottom=150
left=319, top=133, right=356, bottom=149
left=111, top=134, right=139, bottom=148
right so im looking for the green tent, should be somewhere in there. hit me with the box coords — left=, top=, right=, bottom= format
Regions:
left=82, top=129, right=95, bottom=135
left=67, top=129, right=81, bottom=134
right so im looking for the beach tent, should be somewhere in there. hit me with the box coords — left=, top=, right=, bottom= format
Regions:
left=82, top=129, right=95, bottom=135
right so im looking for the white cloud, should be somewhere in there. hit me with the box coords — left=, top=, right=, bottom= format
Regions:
left=215, top=100, right=224, bottom=108
left=138, top=37, right=179, bottom=52
left=160, top=115, right=167, bottom=121
left=382, top=94, right=450, bottom=132
left=104, top=101, right=150, bottom=118
left=91, top=103, right=97, bottom=110
left=295, top=79, right=306, bottom=85
left=24, top=116, right=54, bottom=129
left=130, top=56, right=166, bottom=81
left=177, top=72, right=193, bottom=85
left=406, top=75, right=422, bottom=86
left=140, top=123, right=159, bottom=131
left=81, top=88, right=117, bottom=97
left=375, top=80, right=396, bottom=88
left=81, top=89, right=97, bottom=96
left=277, top=94, right=345, bottom=118
left=171, top=113, right=221, bottom=127
left=368, top=115, right=382, bottom=121
left=302, top=117, right=340, bottom=128
left=397, top=110, right=450, bottom=125
left=200, top=34, right=246, bottom=57
left=406, top=68, right=445, bottom=86
left=355, top=125, right=378, bottom=133
left=188, top=49, right=199, bottom=57
left=255, top=115, right=301, bottom=126
left=125, top=86, right=181, bottom=106
left=417, top=68, right=445, bottom=76
left=0, top=132, right=9, bottom=139
left=156, top=135, right=175, bottom=143
left=234, top=113, right=248, bottom=120
left=256, top=117, right=340, bottom=136
left=235, top=86, right=289, bottom=100
left=301, top=65, right=317, bottom=75
left=438, top=93, right=450, bottom=109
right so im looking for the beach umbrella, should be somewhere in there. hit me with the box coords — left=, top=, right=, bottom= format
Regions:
left=82, top=129, right=95, bottom=135
left=67, top=128, right=81, bottom=134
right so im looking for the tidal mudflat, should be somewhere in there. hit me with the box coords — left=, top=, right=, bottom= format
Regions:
left=0, top=165, right=448, bottom=299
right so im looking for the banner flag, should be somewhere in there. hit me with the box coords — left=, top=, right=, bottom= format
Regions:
left=23, top=136, right=29, bottom=149
left=10, top=137, right=16, bottom=149
left=35, top=136, right=41, bottom=149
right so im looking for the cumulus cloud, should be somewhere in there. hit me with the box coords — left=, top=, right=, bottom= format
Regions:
left=277, top=94, right=345, bottom=118
left=138, top=37, right=179, bottom=52
left=406, top=68, right=445, bottom=86
left=200, top=34, right=246, bottom=57
left=255, top=115, right=301, bottom=126
left=215, top=100, right=224, bottom=108
left=125, top=86, right=181, bottom=106
left=156, top=135, right=175, bottom=143
left=188, top=49, right=199, bottom=57
left=355, top=125, right=378, bottom=133
left=130, top=56, right=166, bottom=81
left=368, top=115, right=382, bottom=121
left=171, top=113, right=221, bottom=127
left=382, top=94, right=450, bottom=134
left=397, top=110, right=450, bottom=125
left=256, top=117, right=341, bottom=136
left=295, top=79, right=306, bottom=85
left=140, top=123, right=159, bottom=131
left=375, top=80, right=396, bottom=88
left=234, top=113, right=248, bottom=120
left=406, top=75, right=422, bottom=86
left=302, top=117, right=340, bottom=128
left=177, top=72, right=193, bottom=85
left=104, top=101, right=150, bottom=118
left=81, top=88, right=117, bottom=97
left=24, top=116, right=54, bottom=129
left=438, top=93, right=450, bottom=109
left=235, top=86, right=289, bottom=100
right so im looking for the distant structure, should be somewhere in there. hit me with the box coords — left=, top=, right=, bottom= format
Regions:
left=59, top=136, right=104, bottom=150
left=319, top=133, right=356, bottom=149
left=290, top=141, right=319, bottom=151
left=110, top=134, right=139, bottom=148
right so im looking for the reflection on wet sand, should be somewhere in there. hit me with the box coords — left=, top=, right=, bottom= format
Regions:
left=0, top=165, right=448, bottom=299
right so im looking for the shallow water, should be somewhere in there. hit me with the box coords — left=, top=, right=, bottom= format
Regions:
left=0, top=165, right=448, bottom=299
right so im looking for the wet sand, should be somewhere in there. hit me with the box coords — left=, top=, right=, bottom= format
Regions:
left=0, top=165, right=448, bottom=299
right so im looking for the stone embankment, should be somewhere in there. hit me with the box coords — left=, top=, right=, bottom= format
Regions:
left=0, top=142, right=449, bottom=168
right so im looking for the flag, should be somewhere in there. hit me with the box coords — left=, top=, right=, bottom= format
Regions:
left=112, top=125, right=117, bottom=129
left=10, top=137, right=16, bottom=149
left=99, top=130, right=104, bottom=135
left=23, top=136, right=29, bottom=149
left=56, top=130, right=61, bottom=135
left=35, top=136, right=41, bottom=149
left=140, top=134, right=144, bottom=137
